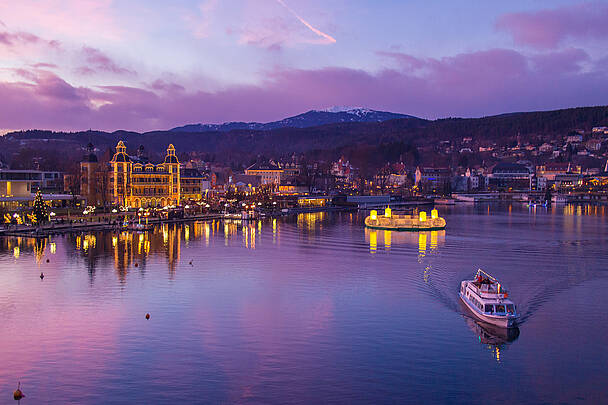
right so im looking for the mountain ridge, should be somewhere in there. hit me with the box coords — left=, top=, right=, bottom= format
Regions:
left=170, top=107, right=415, bottom=133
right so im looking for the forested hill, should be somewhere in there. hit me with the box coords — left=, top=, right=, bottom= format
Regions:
left=4, top=106, right=608, bottom=171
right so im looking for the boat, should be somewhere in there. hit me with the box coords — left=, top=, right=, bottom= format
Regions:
left=459, top=269, right=519, bottom=328
left=364, top=208, right=446, bottom=231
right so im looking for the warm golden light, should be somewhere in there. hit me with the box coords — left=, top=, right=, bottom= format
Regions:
left=13, top=246, right=19, bottom=259
left=370, top=210, right=377, bottom=220
left=50, top=242, right=56, bottom=254
left=370, top=230, right=377, bottom=253
left=384, top=207, right=392, bottom=218
left=419, top=211, right=427, bottom=222
left=418, top=232, right=427, bottom=253
left=431, top=209, right=438, bottom=219
left=430, top=231, right=438, bottom=250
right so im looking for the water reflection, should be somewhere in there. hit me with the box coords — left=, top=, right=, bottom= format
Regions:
left=364, top=228, right=446, bottom=255
left=2, top=218, right=290, bottom=283
left=297, top=212, right=327, bottom=231
left=461, top=301, right=520, bottom=362
left=0, top=237, right=53, bottom=263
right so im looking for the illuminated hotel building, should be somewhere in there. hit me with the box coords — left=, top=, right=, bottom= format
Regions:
left=108, top=141, right=181, bottom=208
left=81, top=140, right=210, bottom=208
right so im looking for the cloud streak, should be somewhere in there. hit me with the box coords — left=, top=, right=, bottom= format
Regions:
left=275, top=0, right=336, bottom=44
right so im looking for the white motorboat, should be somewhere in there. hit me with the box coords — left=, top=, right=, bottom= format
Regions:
left=459, top=269, right=519, bottom=328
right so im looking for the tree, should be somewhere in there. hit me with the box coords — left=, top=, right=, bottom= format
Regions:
left=544, top=186, right=553, bottom=203
left=32, top=190, right=49, bottom=224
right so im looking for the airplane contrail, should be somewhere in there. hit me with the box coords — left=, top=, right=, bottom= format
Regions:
left=275, top=0, right=336, bottom=44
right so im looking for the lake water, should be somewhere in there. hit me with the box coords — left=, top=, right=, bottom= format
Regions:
left=1, top=204, right=607, bottom=404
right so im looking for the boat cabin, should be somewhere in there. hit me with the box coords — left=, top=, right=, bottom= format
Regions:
left=461, top=280, right=517, bottom=316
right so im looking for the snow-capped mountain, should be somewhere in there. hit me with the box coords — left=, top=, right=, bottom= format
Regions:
left=170, top=108, right=415, bottom=133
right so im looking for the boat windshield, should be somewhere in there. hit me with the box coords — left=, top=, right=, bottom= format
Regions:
left=495, top=304, right=506, bottom=313
left=506, top=304, right=515, bottom=314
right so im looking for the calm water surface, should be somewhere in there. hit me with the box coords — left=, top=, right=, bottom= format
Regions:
left=1, top=204, right=607, bottom=404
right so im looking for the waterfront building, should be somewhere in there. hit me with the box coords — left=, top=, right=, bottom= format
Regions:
left=180, top=168, right=206, bottom=202
left=278, top=162, right=301, bottom=180
left=230, top=174, right=262, bottom=192
left=565, top=134, right=583, bottom=144
left=0, top=169, right=76, bottom=210
left=109, top=141, right=180, bottom=208
left=278, top=183, right=310, bottom=194
left=297, top=196, right=331, bottom=207
left=415, top=167, right=451, bottom=194
left=488, top=162, right=532, bottom=191
left=81, top=141, right=216, bottom=207
left=331, top=157, right=357, bottom=181
left=586, top=139, right=602, bottom=152
left=536, top=163, right=581, bottom=181
left=80, top=143, right=100, bottom=204
left=245, top=162, right=283, bottom=185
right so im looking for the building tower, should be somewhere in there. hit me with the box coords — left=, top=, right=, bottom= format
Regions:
left=80, top=142, right=98, bottom=205
left=110, top=141, right=132, bottom=206
left=164, top=144, right=180, bottom=205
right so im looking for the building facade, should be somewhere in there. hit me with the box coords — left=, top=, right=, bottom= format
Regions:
left=245, top=162, right=283, bottom=185
left=108, top=141, right=181, bottom=208
left=488, top=162, right=532, bottom=191
left=81, top=141, right=212, bottom=207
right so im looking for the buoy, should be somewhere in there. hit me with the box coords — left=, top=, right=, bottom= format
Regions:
left=46, top=258, right=50, bottom=263
left=145, top=313, right=150, bottom=320
left=189, top=260, right=193, bottom=266
left=40, top=272, right=44, bottom=280
left=13, top=382, right=24, bottom=400
left=134, top=263, right=139, bottom=267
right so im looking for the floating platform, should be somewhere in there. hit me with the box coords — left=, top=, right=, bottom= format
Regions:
left=364, top=208, right=446, bottom=231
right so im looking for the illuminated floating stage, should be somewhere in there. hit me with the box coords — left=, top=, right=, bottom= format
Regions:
left=364, top=207, right=446, bottom=231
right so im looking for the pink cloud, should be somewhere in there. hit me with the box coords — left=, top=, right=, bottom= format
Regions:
left=0, top=47, right=607, bottom=132
left=0, top=30, right=60, bottom=51
left=30, top=62, right=58, bottom=69
left=496, top=3, right=608, bottom=49
left=77, top=46, right=134, bottom=75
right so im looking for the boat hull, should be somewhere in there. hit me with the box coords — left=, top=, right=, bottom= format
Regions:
left=365, top=223, right=446, bottom=231
left=459, top=293, right=518, bottom=328
left=364, top=215, right=446, bottom=232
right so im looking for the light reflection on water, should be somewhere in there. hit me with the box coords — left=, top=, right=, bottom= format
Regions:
left=0, top=204, right=607, bottom=404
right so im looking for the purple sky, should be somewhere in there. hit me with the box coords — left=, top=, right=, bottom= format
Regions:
left=0, top=0, right=607, bottom=132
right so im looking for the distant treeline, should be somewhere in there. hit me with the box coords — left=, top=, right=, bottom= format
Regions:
left=4, top=105, right=608, bottom=173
